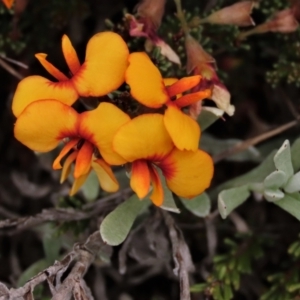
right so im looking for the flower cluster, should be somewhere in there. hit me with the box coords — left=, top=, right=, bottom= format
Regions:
left=12, top=31, right=214, bottom=206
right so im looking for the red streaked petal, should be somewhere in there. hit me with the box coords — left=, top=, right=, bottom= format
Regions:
left=12, top=76, right=79, bottom=117
left=113, top=114, right=174, bottom=162
left=166, top=75, right=201, bottom=98
left=130, top=160, right=151, bottom=199
left=74, top=141, right=93, bottom=178
left=60, top=151, right=78, bottom=183
left=149, top=166, right=164, bottom=206
left=125, top=52, right=169, bottom=108
left=131, top=160, right=151, bottom=199
left=35, top=53, right=69, bottom=81
left=72, top=32, right=129, bottom=97
left=62, top=35, right=81, bottom=75
left=92, top=159, right=119, bottom=192
left=53, top=138, right=80, bottom=170
left=174, top=89, right=212, bottom=108
left=70, top=170, right=91, bottom=196
left=161, top=149, right=214, bottom=198
left=164, top=104, right=200, bottom=151
left=79, top=102, right=131, bottom=165
left=14, top=100, right=78, bottom=152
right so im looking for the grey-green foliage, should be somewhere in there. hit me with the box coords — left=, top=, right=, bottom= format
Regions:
left=260, top=236, right=300, bottom=300
left=191, top=234, right=264, bottom=300
left=217, top=139, right=300, bottom=220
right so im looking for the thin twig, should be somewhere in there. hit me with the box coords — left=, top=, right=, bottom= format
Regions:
left=0, top=57, right=24, bottom=80
left=0, top=231, right=105, bottom=300
left=173, top=0, right=189, bottom=35
left=162, top=211, right=194, bottom=300
left=0, top=188, right=132, bottom=234
left=0, top=55, right=28, bottom=69
left=213, top=118, right=300, bottom=163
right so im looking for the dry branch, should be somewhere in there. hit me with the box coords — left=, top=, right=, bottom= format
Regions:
left=0, top=231, right=107, bottom=300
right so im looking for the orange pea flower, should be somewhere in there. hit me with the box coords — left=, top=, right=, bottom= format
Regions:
left=2, top=0, right=14, bottom=9
left=14, top=100, right=130, bottom=195
left=12, top=32, right=129, bottom=117
left=125, top=52, right=212, bottom=151
left=113, top=114, right=214, bottom=206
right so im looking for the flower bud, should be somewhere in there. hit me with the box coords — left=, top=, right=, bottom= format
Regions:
left=126, top=2, right=181, bottom=65
left=136, top=0, right=167, bottom=29
left=203, top=1, right=255, bottom=27
left=185, top=34, right=215, bottom=74
left=267, top=9, right=299, bottom=33
left=239, top=8, right=298, bottom=39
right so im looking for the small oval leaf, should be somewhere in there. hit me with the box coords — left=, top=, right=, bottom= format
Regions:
left=263, top=189, right=285, bottom=202
left=274, top=140, right=293, bottom=179
left=264, top=170, right=286, bottom=189
left=218, top=185, right=250, bottom=219
left=284, top=171, right=300, bottom=193
left=180, top=192, right=211, bottom=217
left=275, top=194, right=300, bottom=221
left=100, top=194, right=149, bottom=246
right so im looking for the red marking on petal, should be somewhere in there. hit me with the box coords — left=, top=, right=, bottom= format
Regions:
left=53, top=138, right=80, bottom=169
left=158, top=153, right=177, bottom=180
left=74, top=141, right=94, bottom=178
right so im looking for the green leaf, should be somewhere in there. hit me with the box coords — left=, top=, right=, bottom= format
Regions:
left=284, top=171, right=300, bottom=193
left=81, top=171, right=100, bottom=201
left=43, top=234, right=61, bottom=264
left=190, top=283, right=207, bottom=293
left=158, top=170, right=180, bottom=213
left=286, top=283, right=300, bottom=292
left=201, top=134, right=261, bottom=163
left=264, top=170, right=286, bottom=189
left=223, top=284, right=233, bottom=300
left=291, top=137, right=300, bottom=171
left=180, top=192, right=211, bottom=217
left=17, top=259, right=48, bottom=287
left=100, top=194, right=150, bottom=246
left=274, top=140, right=293, bottom=180
left=198, top=107, right=224, bottom=131
left=212, top=150, right=276, bottom=199
left=218, top=185, right=250, bottom=219
left=263, top=189, right=285, bottom=202
left=274, top=193, right=300, bottom=221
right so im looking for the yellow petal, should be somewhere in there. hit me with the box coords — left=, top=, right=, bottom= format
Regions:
left=60, top=151, right=78, bottom=183
left=91, top=159, right=119, bottom=192
left=74, top=141, right=94, bottom=178
left=62, top=35, right=81, bottom=75
left=149, top=166, right=164, bottom=206
left=166, top=75, right=201, bottom=98
left=130, top=160, right=150, bottom=199
left=113, top=114, right=174, bottom=162
left=79, top=102, right=130, bottom=165
left=14, top=100, right=78, bottom=152
left=72, top=32, right=129, bottom=97
left=164, top=104, right=200, bottom=151
left=35, top=53, right=69, bottom=81
left=174, top=89, right=212, bottom=108
left=125, top=52, right=169, bottom=108
left=53, top=138, right=80, bottom=169
left=70, top=170, right=91, bottom=196
left=12, top=75, right=79, bottom=117
left=163, top=78, right=178, bottom=87
left=160, top=149, right=214, bottom=198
